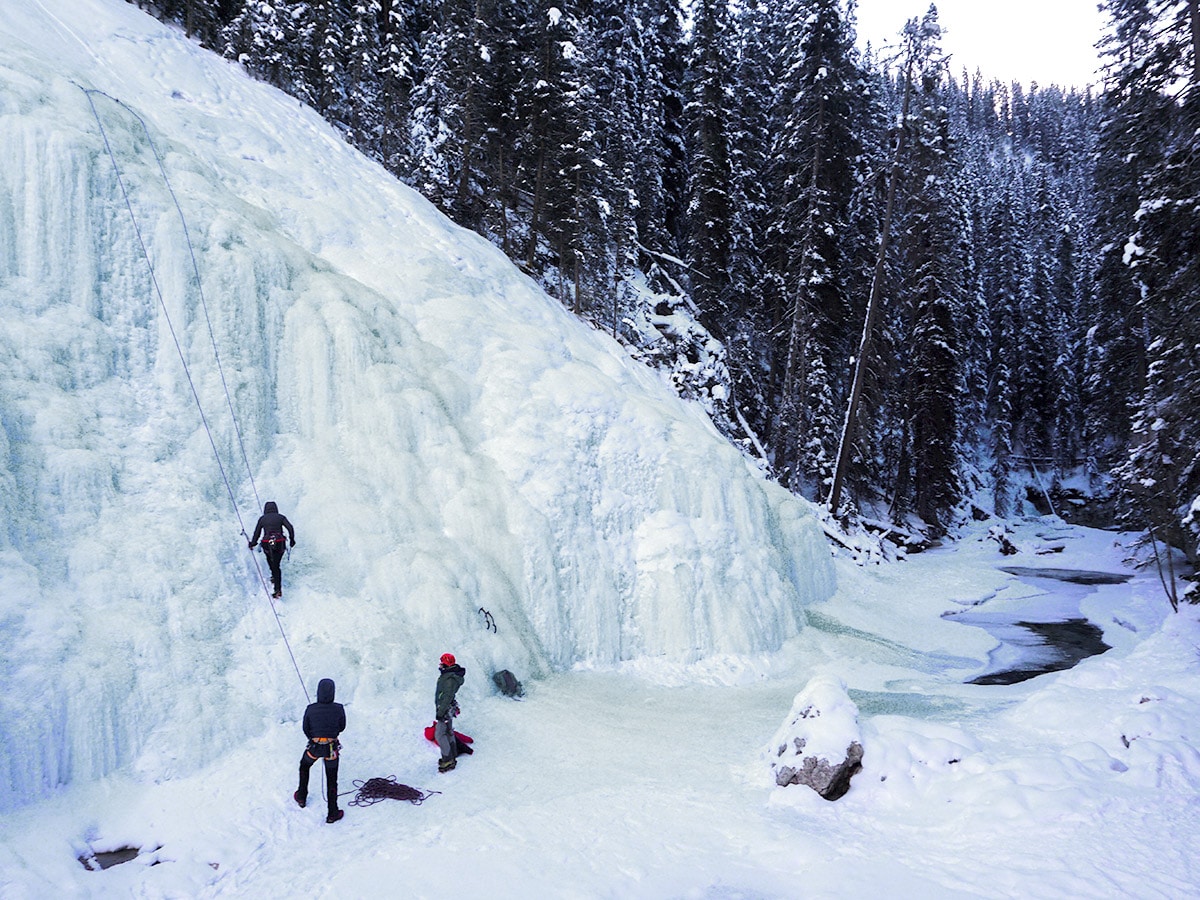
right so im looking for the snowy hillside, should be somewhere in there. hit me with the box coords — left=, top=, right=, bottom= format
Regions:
left=0, top=0, right=832, bottom=813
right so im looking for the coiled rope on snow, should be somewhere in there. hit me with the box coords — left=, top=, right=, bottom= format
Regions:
left=349, top=777, right=440, bottom=807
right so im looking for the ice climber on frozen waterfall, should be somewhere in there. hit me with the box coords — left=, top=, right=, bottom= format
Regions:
left=249, top=500, right=294, bottom=598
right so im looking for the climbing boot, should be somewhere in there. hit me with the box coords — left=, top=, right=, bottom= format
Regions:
left=438, top=757, right=456, bottom=773
left=293, top=790, right=306, bottom=808
left=326, top=809, right=344, bottom=824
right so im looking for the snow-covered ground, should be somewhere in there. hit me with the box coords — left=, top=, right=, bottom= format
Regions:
left=1, top=2, right=1199, bottom=897
left=5, top=517, right=1199, bottom=898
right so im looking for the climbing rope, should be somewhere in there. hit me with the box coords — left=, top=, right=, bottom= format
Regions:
left=82, top=87, right=308, bottom=702
left=137, top=103, right=262, bottom=515
left=348, top=777, right=440, bottom=807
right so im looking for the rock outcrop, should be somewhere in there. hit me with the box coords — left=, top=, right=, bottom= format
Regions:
left=767, top=675, right=863, bottom=800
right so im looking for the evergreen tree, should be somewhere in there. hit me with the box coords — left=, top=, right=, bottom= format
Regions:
left=834, top=55, right=892, bottom=508
left=1088, top=0, right=1171, bottom=468
left=221, top=0, right=294, bottom=88
left=725, top=0, right=771, bottom=323
left=893, top=6, right=963, bottom=532
left=637, top=0, right=688, bottom=271
left=764, top=0, right=863, bottom=497
left=341, top=0, right=384, bottom=151
left=515, top=3, right=604, bottom=307
left=134, top=0, right=226, bottom=46
left=303, top=1, right=348, bottom=115
left=984, top=161, right=1027, bottom=515
left=1102, top=0, right=1200, bottom=563
left=377, top=0, right=421, bottom=173
left=583, top=0, right=685, bottom=333
left=991, top=352, right=1017, bottom=517
left=408, top=0, right=499, bottom=228
left=1013, top=168, right=1056, bottom=461
left=587, top=0, right=643, bottom=332
left=951, top=120, right=990, bottom=469
left=683, top=0, right=734, bottom=320
left=475, top=0, right=529, bottom=256
left=1136, top=96, right=1200, bottom=564
left=1050, top=211, right=1085, bottom=472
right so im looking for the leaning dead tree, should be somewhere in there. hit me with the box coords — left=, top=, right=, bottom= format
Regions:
left=827, top=19, right=922, bottom=517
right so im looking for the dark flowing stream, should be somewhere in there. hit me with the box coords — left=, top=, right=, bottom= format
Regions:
left=947, top=566, right=1130, bottom=686
left=995, top=566, right=1132, bottom=586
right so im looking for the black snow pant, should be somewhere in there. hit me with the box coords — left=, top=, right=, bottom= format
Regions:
left=263, top=542, right=285, bottom=595
left=298, top=748, right=339, bottom=817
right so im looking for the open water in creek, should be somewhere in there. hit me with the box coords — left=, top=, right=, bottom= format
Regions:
left=946, top=566, right=1130, bottom=685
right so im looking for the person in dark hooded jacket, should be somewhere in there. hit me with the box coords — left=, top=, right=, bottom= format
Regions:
left=294, top=677, right=346, bottom=823
left=249, top=501, right=295, bottom=599
left=434, top=653, right=466, bottom=772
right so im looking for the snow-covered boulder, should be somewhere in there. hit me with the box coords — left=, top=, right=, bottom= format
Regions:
left=767, top=675, right=864, bottom=800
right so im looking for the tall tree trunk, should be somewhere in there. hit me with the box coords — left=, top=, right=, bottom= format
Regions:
left=1190, top=0, right=1200, bottom=85
left=456, top=0, right=485, bottom=224
left=527, top=146, right=545, bottom=270
left=779, top=92, right=825, bottom=490
left=571, top=168, right=582, bottom=314
left=828, top=57, right=915, bottom=516
left=496, top=143, right=510, bottom=257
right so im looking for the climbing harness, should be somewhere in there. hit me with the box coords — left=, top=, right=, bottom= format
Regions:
left=306, top=737, right=340, bottom=761
left=82, top=87, right=308, bottom=702
left=261, top=532, right=288, bottom=549
left=348, top=777, right=439, bottom=807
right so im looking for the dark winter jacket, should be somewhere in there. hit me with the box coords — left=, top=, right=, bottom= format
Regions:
left=303, top=678, right=346, bottom=740
left=251, top=501, right=295, bottom=546
left=435, top=664, right=466, bottom=720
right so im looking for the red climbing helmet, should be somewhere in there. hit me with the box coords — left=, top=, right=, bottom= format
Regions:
left=440, top=653, right=456, bottom=666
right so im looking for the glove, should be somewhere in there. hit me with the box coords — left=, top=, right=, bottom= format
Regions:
left=452, top=703, right=461, bottom=717
left=290, top=539, right=296, bottom=547
left=248, top=541, right=257, bottom=549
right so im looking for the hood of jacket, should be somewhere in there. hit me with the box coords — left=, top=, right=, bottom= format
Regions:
left=264, top=501, right=278, bottom=514
left=316, top=678, right=335, bottom=704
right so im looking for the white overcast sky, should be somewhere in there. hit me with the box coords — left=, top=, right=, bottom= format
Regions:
left=853, top=0, right=1106, bottom=89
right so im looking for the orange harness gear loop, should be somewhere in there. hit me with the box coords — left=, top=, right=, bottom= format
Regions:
left=306, top=736, right=339, bottom=761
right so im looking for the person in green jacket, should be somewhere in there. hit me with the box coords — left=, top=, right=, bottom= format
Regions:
left=434, top=653, right=466, bottom=772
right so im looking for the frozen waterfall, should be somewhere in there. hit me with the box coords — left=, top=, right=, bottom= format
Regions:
left=0, top=0, right=833, bottom=812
